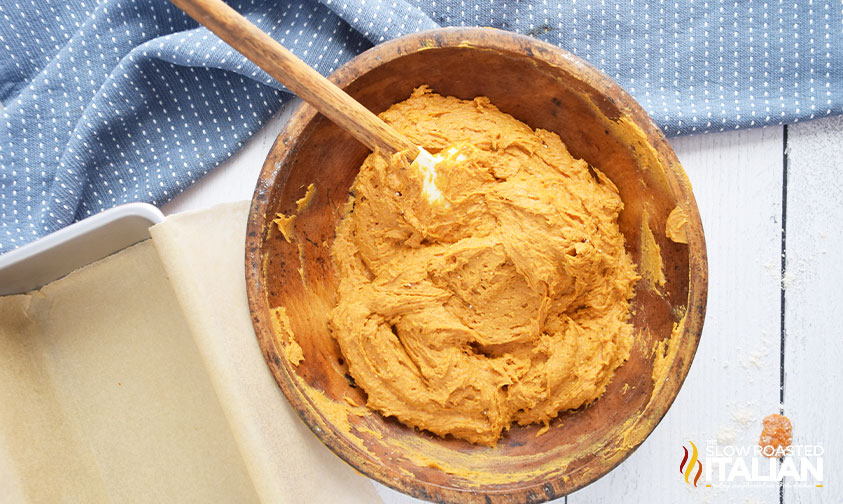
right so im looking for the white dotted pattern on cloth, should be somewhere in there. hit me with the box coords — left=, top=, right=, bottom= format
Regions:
left=0, top=0, right=841, bottom=251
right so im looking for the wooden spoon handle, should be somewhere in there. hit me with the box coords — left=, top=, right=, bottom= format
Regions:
left=169, top=0, right=419, bottom=158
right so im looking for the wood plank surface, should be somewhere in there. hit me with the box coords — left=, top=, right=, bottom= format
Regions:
left=782, top=116, right=843, bottom=504
left=568, top=127, right=785, bottom=503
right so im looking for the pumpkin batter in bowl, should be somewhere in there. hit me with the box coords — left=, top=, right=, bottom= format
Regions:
left=329, top=86, right=640, bottom=446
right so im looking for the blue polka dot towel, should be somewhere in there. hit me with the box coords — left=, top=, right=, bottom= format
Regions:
left=1, top=0, right=841, bottom=252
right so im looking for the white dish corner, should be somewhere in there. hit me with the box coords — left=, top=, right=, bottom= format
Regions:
left=0, top=203, right=164, bottom=295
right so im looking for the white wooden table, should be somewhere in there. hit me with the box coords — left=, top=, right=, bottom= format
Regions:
left=165, top=100, right=843, bottom=504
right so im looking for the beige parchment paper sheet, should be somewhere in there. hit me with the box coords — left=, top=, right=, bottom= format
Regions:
left=148, top=201, right=380, bottom=504
left=0, top=239, right=259, bottom=503
left=0, top=201, right=380, bottom=503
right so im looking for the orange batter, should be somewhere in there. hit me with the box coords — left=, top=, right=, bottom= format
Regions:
left=329, top=87, right=639, bottom=445
left=760, top=413, right=793, bottom=458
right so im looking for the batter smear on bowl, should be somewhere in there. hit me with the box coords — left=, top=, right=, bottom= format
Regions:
left=329, top=87, right=639, bottom=446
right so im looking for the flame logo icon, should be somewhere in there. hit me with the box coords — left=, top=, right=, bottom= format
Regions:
left=679, top=441, right=703, bottom=487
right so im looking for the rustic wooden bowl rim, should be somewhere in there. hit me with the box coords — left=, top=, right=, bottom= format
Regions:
left=246, top=26, right=708, bottom=504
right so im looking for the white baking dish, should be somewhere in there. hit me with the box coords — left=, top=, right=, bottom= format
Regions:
left=0, top=203, right=164, bottom=295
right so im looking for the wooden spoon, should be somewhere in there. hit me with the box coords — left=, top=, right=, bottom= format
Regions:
left=169, top=0, right=443, bottom=201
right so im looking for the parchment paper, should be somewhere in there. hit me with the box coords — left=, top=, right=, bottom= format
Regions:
left=149, top=201, right=381, bottom=504
left=0, top=240, right=259, bottom=503
left=0, top=201, right=381, bottom=503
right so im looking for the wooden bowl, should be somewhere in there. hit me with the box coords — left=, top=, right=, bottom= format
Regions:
left=246, top=27, right=707, bottom=503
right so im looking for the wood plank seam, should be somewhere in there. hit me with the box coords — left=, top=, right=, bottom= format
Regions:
left=779, top=124, right=788, bottom=504
left=782, top=115, right=843, bottom=504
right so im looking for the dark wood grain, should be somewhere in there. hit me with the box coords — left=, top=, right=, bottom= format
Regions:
left=245, top=28, right=708, bottom=504
left=169, top=0, right=419, bottom=157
